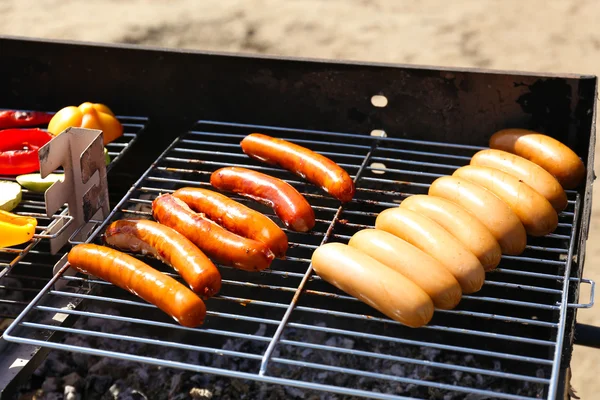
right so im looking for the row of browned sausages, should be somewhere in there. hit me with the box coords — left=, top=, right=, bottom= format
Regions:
left=66, top=133, right=357, bottom=327
left=311, top=128, right=586, bottom=327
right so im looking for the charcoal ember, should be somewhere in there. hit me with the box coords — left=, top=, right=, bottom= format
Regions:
left=118, top=389, right=149, bottom=400
left=284, top=386, right=306, bottom=398
left=43, top=358, right=70, bottom=376
left=89, top=358, right=113, bottom=375
left=231, top=378, right=250, bottom=394
left=64, top=385, right=79, bottom=400
left=169, top=373, right=183, bottom=397
left=63, top=372, right=83, bottom=389
left=85, top=375, right=113, bottom=399
left=133, top=366, right=150, bottom=384
left=185, top=349, right=201, bottom=365
left=254, top=323, right=267, bottom=337
left=390, top=363, right=406, bottom=376
left=17, top=390, right=42, bottom=400
left=71, top=352, right=90, bottom=370
left=40, top=392, right=63, bottom=400
left=190, top=374, right=209, bottom=385
left=108, top=381, right=124, bottom=399
left=189, top=388, right=213, bottom=399
left=41, top=377, right=60, bottom=392
left=422, top=347, right=442, bottom=361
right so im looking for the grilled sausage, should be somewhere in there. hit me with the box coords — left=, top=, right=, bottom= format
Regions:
left=453, top=165, right=558, bottom=237
left=400, top=195, right=502, bottom=271
left=172, top=187, right=288, bottom=258
left=348, top=229, right=462, bottom=309
left=210, top=167, right=315, bottom=232
left=152, top=194, right=274, bottom=271
left=375, top=207, right=485, bottom=294
left=311, top=242, right=434, bottom=327
left=489, top=129, right=585, bottom=189
left=428, top=176, right=527, bottom=255
left=470, top=149, right=568, bottom=212
left=104, top=219, right=222, bottom=299
left=240, top=133, right=355, bottom=203
left=68, top=244, right=206, bottom=328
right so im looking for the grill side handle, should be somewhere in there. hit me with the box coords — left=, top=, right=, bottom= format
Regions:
left=570, top=279, right=599, bottom=348
left=568, top=278, right=595, bottom=309
left=574, top=323, right=600, bottom=348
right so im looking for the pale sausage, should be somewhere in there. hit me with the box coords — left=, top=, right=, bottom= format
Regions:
left=348, top=229, right=462, bottom=309
left=311, top=242, right=434, bottom=327
left=453, top=165, right=558, bottom=237
left=489, top=128, right=585, bottom=189
left=400, top=195, right=502, bottom=271
left=428, top=176, right=527, bottom=255
left=471, top=149, right=568, bottom=212
left=375, top=207, right=485, bottom=294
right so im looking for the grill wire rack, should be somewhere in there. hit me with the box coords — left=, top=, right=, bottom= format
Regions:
left=3, top=120, right=596, bottom=400
left=0, top=114, right=149, bottom=321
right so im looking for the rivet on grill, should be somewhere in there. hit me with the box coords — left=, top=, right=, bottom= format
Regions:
left=370, top=162, right=387, bottom=175
left=371, top=95, right=388, bottom=107
left=370, top=129, right=387, bottom=137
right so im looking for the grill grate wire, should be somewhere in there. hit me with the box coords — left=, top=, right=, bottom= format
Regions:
left=2, top=120, right=584, bottom=399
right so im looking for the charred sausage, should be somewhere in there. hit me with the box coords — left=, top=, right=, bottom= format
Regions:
left=210, top=167, right=315, bottom=232
left=348, top=229, right=462, bottom=309
left=172, top=187, right=288, bottom=258
left=470, top=149, right=568, bottom=212
left=489, top=129, right=585, bottom=189
left=152, top=194, right=275, bottom=271
left=311, top=242, right=434, bottom=327
left=453, top=165, right=558, bottom=237
left=428, top=176, right=527, bottom=255
left=375, top=207, right=485, bottom=294
left=104, top=219, right=222, bottom=299
left=400, top=195, right=502, bottom=271
left=240, top=133, right=355, bottom=202
left=67, top=244, right=206, bottom=328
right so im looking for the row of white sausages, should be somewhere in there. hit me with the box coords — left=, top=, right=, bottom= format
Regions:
left=311, top=128, right=586, bottom=328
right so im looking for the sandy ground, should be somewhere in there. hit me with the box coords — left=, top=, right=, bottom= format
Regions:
left=2, top=0, right=600, bottom=397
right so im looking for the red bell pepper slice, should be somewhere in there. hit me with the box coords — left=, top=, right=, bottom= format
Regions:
left=0, top=110, right=55, bottom=129
left=0, top=129, right=54, bottom=175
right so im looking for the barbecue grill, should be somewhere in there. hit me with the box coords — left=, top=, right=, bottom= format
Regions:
left=0, top=35, right=597, bottom=399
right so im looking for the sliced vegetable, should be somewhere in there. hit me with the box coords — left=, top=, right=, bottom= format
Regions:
left=48, top=103, right=123, bottom=145
left=0, top=128, right=54, bottom=175
left=16, top=173, right=64, bottom=193
left=0, top=210, right=37, bottom=248
left=0, top=181, right=22, bottom=211
left=0, top=110, right=55, bottom=129
left=104, top=147, right=111, bottom=165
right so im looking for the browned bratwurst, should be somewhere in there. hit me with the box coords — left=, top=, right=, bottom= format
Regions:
left=240, top=133, right=356, bottom=203
left=210, top=167, right=316, bottom=232
left=152, top=194, right=275, bottom=271
left=68, top=244, right=206, bottom=328
left=173, top=187, right=288, bottom=258
left=104, top=219, right=222, bottom=299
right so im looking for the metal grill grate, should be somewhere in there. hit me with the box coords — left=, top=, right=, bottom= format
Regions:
left=0, top=114, right=148, bottom=319
left=2, top=120, right=590, bottom=399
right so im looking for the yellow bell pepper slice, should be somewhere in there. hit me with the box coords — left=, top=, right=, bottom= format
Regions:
left=48, top=103, right=124, bottom=145
left=0, top=210, right=37, bottom=248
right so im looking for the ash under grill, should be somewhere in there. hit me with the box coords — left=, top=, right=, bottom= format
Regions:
left=0, top=115, right=148, bottom=322
left=3, top=120, right=591, bottom=400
